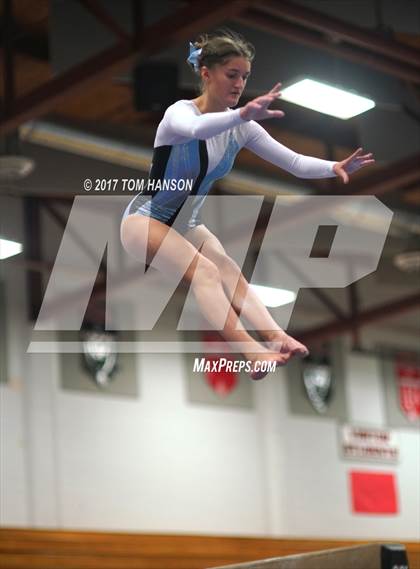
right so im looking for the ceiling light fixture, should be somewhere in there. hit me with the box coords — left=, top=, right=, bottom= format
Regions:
left=0, top=238, right=23, bottom=260
left=250, top=284, right=296, bottom=308
left=281, top=78, right=375, bottom=119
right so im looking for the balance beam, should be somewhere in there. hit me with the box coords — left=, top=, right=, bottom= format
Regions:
left=210, top=543, right=409, bottom=569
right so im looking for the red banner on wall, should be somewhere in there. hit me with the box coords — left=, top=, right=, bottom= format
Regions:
left=202, top=332, right=238, bottom=397
left=350, top=471, right=398, bottom=515
left=396, top=361, right=420, bottom=421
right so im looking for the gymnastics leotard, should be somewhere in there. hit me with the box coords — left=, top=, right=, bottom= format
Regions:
left=123, top=100, right=337, bottom=234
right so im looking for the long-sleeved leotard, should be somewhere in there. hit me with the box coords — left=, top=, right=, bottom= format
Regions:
left=123, top=100, right=337, bottom=233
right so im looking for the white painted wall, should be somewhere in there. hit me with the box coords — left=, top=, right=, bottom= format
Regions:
left=56, top=347, right=266, bottom=534
left=255, top=355, right=420, bottom=541
left=1, top=197, right=419, bottom=541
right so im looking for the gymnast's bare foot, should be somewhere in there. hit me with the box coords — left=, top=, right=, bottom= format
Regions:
left=266, top=331, right=309, bottom=359
left=246, top=350, right=292, bottom=381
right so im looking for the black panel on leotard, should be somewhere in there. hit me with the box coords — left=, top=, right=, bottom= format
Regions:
left=167, top=139, right=208, bottom=229
left=128, top=145, right=172, bottom=215
left=148, top=145, right=173, bottom=195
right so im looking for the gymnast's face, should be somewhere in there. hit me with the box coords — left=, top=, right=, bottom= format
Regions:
left=202, top=56, right=251, bottom=108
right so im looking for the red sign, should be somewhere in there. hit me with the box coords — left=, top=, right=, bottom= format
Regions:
left=350, top=471, right=398, bottom=515
left=396, top=361, right=420, bottom=421
left=204, top=355, right=238, bottom=396
left=202, top=332, right=238, bottom=397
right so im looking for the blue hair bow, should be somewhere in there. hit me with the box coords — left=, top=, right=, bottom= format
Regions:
left=187, top=42, right=202, bottom=72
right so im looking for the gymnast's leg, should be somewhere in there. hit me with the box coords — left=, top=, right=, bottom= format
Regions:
left=121, top=215, right=290, bottom=378
left=184, top=224, right=308, bottom=358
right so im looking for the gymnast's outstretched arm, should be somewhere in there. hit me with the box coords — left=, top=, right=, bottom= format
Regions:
left=239, top=83, right=374, bottom=181
left=244, top=122, right=374, bottom=181
left=244, top=121, right=337, bottom=179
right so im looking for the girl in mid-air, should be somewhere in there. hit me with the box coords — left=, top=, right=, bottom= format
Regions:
left=121, top=30, right=374, bottom=379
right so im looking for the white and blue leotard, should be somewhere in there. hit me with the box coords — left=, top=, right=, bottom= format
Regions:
left=123, top=100, right=337, bottom=234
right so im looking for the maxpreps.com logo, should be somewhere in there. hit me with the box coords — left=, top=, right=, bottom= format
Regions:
left=28, top=194, right=393, bottom=354
left=193, top=357, right=275, bottom=375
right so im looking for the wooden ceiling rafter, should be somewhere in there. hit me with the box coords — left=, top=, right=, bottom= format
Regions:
left=297, top=291, right=420, bottom=344
left=256, top=0, right=420, bottom=69
left=0, top=0, right=255, bottom=136
left=1, top=0, right=49, bottom=31
left=223, top=152, right=420, bottom=245
left=77, top=0, right=131, bottom=44
left=235, top=10, right=420, bottom=85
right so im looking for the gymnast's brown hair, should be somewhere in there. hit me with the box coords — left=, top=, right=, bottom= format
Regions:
left=188, top=29, right=255, bottom=74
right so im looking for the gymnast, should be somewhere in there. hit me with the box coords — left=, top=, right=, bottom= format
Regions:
left=121, top=30, right=374, bottom=379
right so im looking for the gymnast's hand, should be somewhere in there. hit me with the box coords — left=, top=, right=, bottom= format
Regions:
left=333, top=147, right=375, bottom=184
left=240, top=83, right=285, bottom=121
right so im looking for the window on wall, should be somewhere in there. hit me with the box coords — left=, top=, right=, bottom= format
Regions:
left=0, top=280, right=7, bottom=384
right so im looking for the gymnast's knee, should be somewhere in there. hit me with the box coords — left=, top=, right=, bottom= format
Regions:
left=189, top=255, right=222, bottom=289
left=213, top=252, right=241, bottom=276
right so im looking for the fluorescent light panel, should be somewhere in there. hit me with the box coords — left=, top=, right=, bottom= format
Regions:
left=281, top=78, right=375, bottom=119
left=0, top=238, right=23, bottom=260
left=250, top=284, right=296, bottom=308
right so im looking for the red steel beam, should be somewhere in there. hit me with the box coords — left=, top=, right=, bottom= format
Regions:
left=77, top=0, right=131, bottom=43
left=297, top=291, right=420, bottom=344
left=0, top=0, right=253, bottom=136
left=2, top=0, right=15, bottom=113
left=257, top=0, right=420, bottom=69
left=236, top=11, right=420, bottom=85
left=347, top=154, right=420, bottom=197
left=224, top=152, right=420, bottom=246
left=23, top=197, right=44, bottom=321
